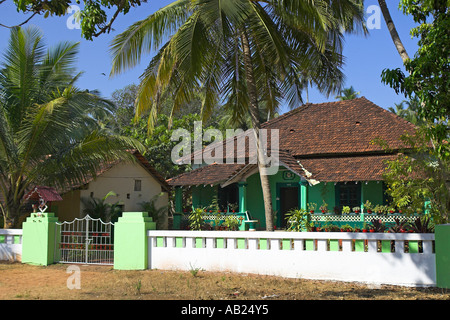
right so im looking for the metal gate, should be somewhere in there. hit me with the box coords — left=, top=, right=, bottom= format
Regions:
left=55, top=215, right=114, bottom=265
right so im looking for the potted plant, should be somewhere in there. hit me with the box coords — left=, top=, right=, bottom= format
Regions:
left=340, top=224, right=353, bottom=232
left=387, top=206, right=396, bottom=214
left=342, top=206, right=351, bottom=214
left=307, top=202, right=317, bottom=214
left=374, top=204, right=386, bottom=215
left=352, top=206, right=361, bottom=214
left=319, top=200, right=328, bottom=214
left=228, top=203, right=238, bottom=213
left=364, top=200, right=373, bottom=214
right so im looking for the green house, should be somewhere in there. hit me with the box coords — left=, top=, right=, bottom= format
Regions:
left=168, top=98, right=417, bottom=230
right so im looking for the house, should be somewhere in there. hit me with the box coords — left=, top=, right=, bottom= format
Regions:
left=167, top=97, right=417, bottom=230
left=53, top=150, right=170, bottom=227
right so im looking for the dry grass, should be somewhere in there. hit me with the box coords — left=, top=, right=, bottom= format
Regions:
left=0, top=261, right=449, bottom=301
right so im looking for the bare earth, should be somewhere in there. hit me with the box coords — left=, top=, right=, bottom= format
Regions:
left=0, top=261, right=449, bottom=302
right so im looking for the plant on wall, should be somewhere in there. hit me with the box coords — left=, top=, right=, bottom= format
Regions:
left=189, top=207, right=206, bottom=231
left=342, top=206, right=351, bottom=214
left=319, top=201, right=328, bottom=213
left=285, top=208, right=311, bottom=232
left=307, top=203, right=317, bottom=214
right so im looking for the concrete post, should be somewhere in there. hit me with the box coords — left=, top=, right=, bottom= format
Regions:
left=114, top=212, right=156, bottom=270
left=238, top=182, right=247, bottom=213
left=435, top=224, right=450, bottom=288
left=22, top=212, right=59, bottom=266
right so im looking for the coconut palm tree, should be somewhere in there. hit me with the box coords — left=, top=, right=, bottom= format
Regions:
left=378, top=0, right=410, bottom=64
left=0, top=27, right=144, bottom=228
left=109, top=0, right=367, bottom=231
left=336, top=86, right=361, bottom=100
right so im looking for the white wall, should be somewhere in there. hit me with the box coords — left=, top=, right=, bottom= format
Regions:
left=0, top=229, right=22, bottom=262
left=80, top=162, right=169, bottom=228
left=147, top=230, right=436, bottom=287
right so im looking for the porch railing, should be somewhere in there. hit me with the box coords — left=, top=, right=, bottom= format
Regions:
left=310, top=212, right=419, bottom=229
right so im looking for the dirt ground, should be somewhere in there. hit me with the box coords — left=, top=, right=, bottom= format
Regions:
left=1, top=261, right=449, bottom=302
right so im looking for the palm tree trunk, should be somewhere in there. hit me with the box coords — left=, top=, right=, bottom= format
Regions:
left=378, top=0, right=410, bottom=64
left=241, top=31, right=275, bottom=231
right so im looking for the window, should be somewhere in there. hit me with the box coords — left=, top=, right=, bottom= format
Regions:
left=134, top=180, right=142, bottom=192
left=218, top=183, right=238, bottom=211
left=336, top=182, right=361, bottom=210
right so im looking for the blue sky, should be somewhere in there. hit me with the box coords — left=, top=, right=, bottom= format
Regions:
left=0, top=0, right=419, bottom=115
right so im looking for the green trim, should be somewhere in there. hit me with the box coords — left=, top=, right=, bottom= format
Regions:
left=156, top=237, right=164, bottom=247
left=176, top=237, right=184, bottom=248
left=195, top=238, right=203, bottom=248
left=216, top=238, right=224, bottom=249
left=282, top=239, right=291, bottom=250
left=175, top=187, right=183, bottom=213
left=408, top=241, right=419, bottom=253
left=259, top=239, right=268, bottom=250
left=237, top=238, right=246, bottom=249
left=238, top=182, right=247, bottom=213
left=329, top=239, right=340, bottom=251
left=113, top=212, right=156, bottom=270
left=381, top=240, right=391, bottom=253
left=305, top=239, right=315, bottom=251
left=354, top=240, right=365, bottom=252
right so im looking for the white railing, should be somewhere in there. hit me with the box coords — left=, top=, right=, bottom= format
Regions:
left=147, top=230, right=436, bottom=287
left=0, top=229, right=23, bottom=262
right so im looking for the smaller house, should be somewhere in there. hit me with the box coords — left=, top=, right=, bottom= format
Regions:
left=53, top=150, right=170, bottom=228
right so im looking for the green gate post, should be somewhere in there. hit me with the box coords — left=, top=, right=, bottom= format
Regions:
left=114, top=212, right=156, bottom=270
left=22, top=212, right=59, bottom=266
left=435, top=224, right=450, bottom=288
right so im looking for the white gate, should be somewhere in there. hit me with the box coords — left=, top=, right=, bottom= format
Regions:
left=55, top=215, right=114, bottom=265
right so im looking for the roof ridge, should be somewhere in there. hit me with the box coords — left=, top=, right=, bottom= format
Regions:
left=261, top=97, right=370, bottom=128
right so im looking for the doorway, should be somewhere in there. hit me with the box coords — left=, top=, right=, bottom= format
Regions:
left=278, top=185, right=299, bottom=229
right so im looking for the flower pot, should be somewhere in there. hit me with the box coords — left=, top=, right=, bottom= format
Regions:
left=367, top=210, right=372, bottom=214
left=310, top=210, right=314, bottom=214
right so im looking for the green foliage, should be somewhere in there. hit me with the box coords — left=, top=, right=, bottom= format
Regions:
left=188, top=207, right=205, bottom=231
left=109, top=0, right=367, bottom=132
left=12, top=0, right=144, bottom=40
left=335, top=86, right=360, bottom=100
left=222, top=216, right=240, bottom=231
left=307, top=203, right=317, bottom=213
left=363, top=200, right=374, bottom=212
left=0, top=27, right=143, bottom=228
left=380, top=129, right=449, bottom=223
left=139, top=193, right=169, bottom=229
left=285, top=208, right=311, bottom=232
left=319, top=201, right=328, bottom=213
left=380, top=0, right=449, bottom=223
left=342, top=206, right=351, bottom=214
left=80, top=191, right=122, bottom=223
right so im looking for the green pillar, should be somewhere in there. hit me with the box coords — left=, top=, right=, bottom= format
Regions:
left=114, top=212, right=156, bottom=270
left=238, top=182, right=247, bottom=213
left=435, top=224, right=450, bottom=288
left=300, top=182, right=308, bottom=210
left=22, top=212, right=59, bottom=266
left=175, top=186, right=183, bottom=213
left=192, top=187, right=200, bottom=209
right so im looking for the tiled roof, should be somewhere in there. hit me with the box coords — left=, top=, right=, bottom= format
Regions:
left=298, top=154, right=398, bottom=182
left=167, top=163, right=246, bottom=186
left=262, top=97, right=417, bottom=157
